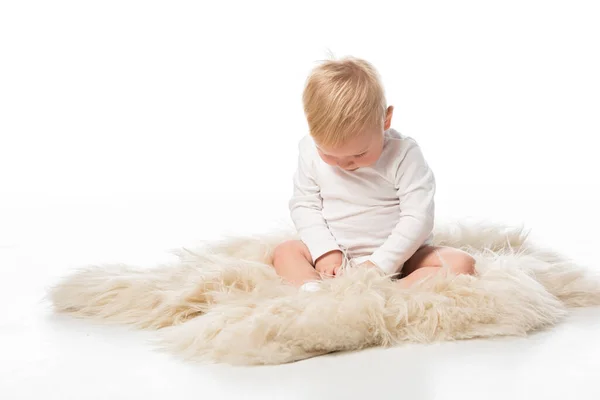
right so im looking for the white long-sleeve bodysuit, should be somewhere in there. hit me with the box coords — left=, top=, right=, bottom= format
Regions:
left=289, top=129, right=435, bottom=274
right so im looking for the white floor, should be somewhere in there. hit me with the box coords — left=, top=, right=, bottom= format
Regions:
left=1, top=185, right=599, bottom=400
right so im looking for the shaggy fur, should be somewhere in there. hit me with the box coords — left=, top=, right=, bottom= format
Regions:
left=49, top=221, right=600, bottom=365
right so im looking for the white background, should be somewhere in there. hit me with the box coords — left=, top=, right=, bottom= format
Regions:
left=1, top=1, right=599, bottom=399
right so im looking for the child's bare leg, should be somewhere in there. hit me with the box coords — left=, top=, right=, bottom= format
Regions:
left=395, top=266, right=442, bottom=289
left=395, top=245, right=476, bottom=289
left=272, top=240, right=321, bottom=287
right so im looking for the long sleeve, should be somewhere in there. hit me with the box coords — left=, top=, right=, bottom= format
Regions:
left=369, top=140, right=435, bottom=274
left=289, top=143, right=340, bottom=263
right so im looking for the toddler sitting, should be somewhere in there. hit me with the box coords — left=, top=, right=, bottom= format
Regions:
left=272, top=56, right=475, bottom=291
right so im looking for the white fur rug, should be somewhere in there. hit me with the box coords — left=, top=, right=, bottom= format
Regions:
left=49, top=222, right=600, bottom=365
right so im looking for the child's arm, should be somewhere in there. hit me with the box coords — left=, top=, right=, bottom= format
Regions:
left=368, top=140, right=435, bottom=274
left=289, top=143, right=340, bottom=264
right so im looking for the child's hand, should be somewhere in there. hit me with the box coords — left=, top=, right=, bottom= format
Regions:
left=357, top=260, right=378, bottom=269
left=315, top=250, right=343, bottom=278
left=333, top=259, right=378, bottom=276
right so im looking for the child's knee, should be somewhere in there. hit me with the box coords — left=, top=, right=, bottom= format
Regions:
left=450, top=252, right=476, bottom=275
left=273, top=240, right=311, bottom=265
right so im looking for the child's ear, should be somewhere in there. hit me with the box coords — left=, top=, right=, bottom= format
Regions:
left=384, top=106, right=394, bottom=130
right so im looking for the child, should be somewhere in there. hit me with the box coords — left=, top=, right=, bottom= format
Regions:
left=273, top=56, right=475, bottom=291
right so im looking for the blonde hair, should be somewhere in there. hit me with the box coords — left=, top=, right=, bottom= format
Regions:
left=302, top=56, right=387, bottom=148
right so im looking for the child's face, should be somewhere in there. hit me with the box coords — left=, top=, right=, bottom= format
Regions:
left=316, top=107, right=393, bottom=171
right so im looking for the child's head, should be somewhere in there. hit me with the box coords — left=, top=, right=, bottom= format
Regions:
left=303, top=56, right=393, bottom=171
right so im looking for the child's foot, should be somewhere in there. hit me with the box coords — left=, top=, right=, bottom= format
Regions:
left=299, top=280, right=322, bottom=292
